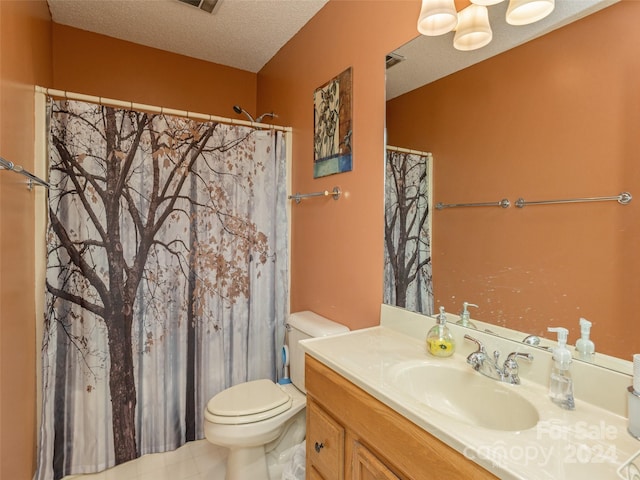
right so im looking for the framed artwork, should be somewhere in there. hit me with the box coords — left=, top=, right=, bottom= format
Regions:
left=313, top=67, right=353, bottom=178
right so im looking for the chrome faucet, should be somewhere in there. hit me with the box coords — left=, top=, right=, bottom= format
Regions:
left=522, top=334, right=551, bottom=350
left=522, top=334, right=541, bottom=346
left=464, top=334, right=533, bottom=385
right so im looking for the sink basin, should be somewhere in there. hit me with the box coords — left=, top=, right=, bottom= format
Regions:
left=386, top=360, right=539, bottom=431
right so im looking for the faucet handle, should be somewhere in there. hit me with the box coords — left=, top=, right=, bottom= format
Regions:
left=464, top=335, right=487, bottom=371
left=493, top=350, right=501, bottom=365
left=464, top=334, right=485, bottom=353
left=506, top=352, right=534, bottom=363
left=503, top=352, right=534, bottom=385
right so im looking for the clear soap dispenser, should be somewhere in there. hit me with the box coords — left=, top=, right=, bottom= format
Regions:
left=427, top=307, right=456, bottom=357
left=456, top=302, right=478, bottom=329
left=575, top=317, right=595, bottom=361
left=547, top=327, right=575, bottom=410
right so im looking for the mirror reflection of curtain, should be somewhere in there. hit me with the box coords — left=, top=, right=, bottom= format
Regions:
left=384, top=148, right=433, bottom=315
left=36, top=99, right=288, bottom=480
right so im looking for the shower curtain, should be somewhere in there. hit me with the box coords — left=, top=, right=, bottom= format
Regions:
left=35, top=99, right=289, bottom=480
left=384, top=148, right=433, bottom=315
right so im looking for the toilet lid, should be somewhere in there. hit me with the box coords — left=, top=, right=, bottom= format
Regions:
left=207, top=379, right=292, bottom=421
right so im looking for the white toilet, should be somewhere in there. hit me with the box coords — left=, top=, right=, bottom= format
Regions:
left=204, top=311, right=349, bottom=480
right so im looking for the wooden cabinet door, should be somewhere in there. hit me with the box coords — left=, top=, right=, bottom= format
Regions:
left=308, top=465, right=327, bottom=480
left=307, top=399, right=345, bottom=480
left=352, top=441, right=400, bottom=480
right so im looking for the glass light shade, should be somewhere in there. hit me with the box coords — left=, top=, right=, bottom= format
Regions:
left=506, top=0, right=555, bottom=25
left=417, top=0, right=458, bottom=36
left=470, top=0, right=505, bottom=6
left=453, top=4, right=492, bottom=51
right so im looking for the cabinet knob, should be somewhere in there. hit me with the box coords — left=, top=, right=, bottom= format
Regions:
left=314, top=441, right=324, bottom=453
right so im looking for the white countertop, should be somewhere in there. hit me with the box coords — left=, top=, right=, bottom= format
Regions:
left=301, top=326, right=640, bottom=480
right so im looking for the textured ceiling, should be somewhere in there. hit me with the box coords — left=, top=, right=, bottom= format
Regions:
left=47, top=0, right=329, bottom=73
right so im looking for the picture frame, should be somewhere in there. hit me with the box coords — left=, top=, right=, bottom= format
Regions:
left=313, top=67, right=353, bottom=178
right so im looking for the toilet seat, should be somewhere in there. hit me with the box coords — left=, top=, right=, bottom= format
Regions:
left=206, top=379, right=293, bottom=425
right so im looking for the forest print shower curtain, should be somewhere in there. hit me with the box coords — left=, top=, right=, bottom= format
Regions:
left=384, top=149, right=433, bottom=315
left=36, top=99, right=288, bottom=480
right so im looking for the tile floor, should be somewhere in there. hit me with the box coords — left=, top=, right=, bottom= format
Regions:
left=64, top=440, right=228, bottom=480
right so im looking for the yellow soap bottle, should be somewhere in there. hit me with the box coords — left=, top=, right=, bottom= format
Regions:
left=426, top=306, right=456, bottom=357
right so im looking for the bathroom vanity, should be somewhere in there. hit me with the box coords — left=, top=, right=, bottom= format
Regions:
left=301, top=305, right=640, bottom=480
left=305, top=355, right=496, bottom=479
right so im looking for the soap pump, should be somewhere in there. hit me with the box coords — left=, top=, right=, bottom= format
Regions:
left=547, top=327, right=575, bottom=410
left=575, top=317, right=595, bottom=361
left=427, top=307, right=456, bottom=357
left=456, top=302, right=478, bottom=329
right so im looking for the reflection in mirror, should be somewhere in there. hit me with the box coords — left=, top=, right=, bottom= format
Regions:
left=383, top=147, right=433, bottom=315
left=384, top=1, right=639, bottom=370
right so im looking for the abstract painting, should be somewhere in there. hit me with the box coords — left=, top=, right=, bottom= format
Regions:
left=313, top=67, right=353, bottom=178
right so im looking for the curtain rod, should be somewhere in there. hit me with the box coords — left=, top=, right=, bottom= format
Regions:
left=35, top=86, right=292, bottom=133
left=386, top=145, right=433, bottom=158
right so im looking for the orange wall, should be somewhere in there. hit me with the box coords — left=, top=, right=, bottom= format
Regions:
left=0, top=1, right=52, bottom=478
left=0, top=17, right=257, bottom=479
left=387, top=2, right=640, bottom=358
left=11, top=0, right=634, bottom=473
left=258, top=0, right=419, bottom=330
left=52, top=24, right=258, bottom=117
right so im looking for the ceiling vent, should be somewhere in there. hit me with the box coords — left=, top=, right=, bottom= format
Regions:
left=177, top=0, right=221, bottom=14
left=386, top=52, right=406, bottom=70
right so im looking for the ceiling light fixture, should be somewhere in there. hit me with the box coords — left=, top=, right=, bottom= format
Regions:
left=417, top=0, right=555, bottom=51
left=505, top=0, right=555, bottom=25
left=454, top=4, right=492, bottom=51
left=417, top=0, right=458, bottom=36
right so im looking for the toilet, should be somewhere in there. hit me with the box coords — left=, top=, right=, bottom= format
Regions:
left=204, top=311, right=349, bottom=480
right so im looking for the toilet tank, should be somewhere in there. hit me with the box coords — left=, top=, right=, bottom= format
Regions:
left=287, top=311, right=349, bottom=393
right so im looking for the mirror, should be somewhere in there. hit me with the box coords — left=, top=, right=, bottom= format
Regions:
left=384, top=0, right=638, bottom=372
